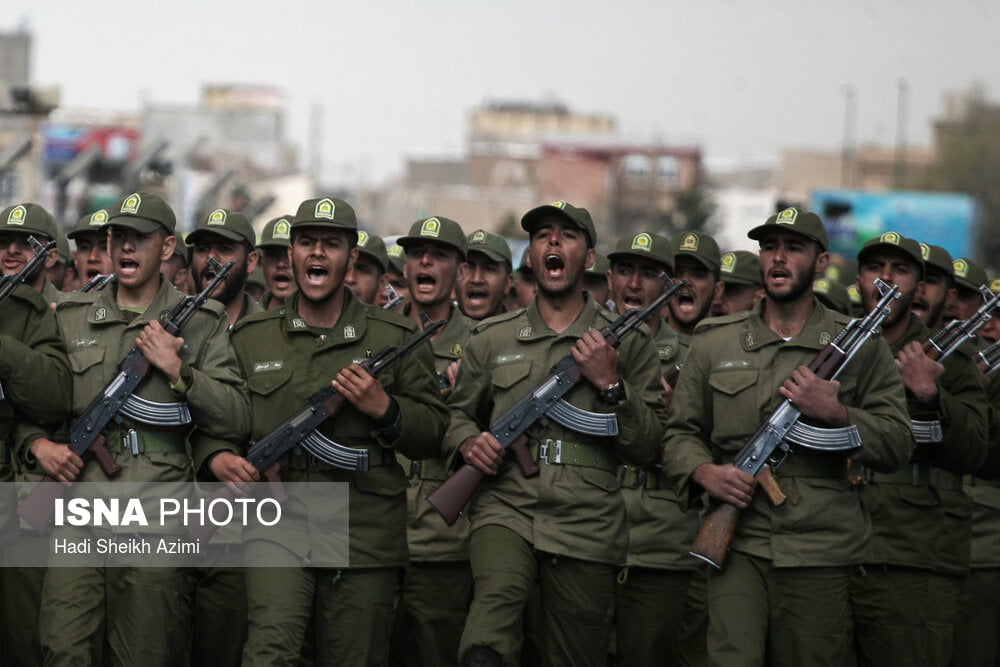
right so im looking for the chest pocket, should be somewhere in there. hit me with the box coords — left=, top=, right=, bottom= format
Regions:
left=708, top=368, right=759, bottom=440
left=491, top=361, right=532, bottom=391
left=68, top=346, right=105, bottom=374
left=247, top=370, right=293, bottom=397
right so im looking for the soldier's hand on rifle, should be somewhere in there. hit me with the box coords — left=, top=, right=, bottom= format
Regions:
left=136, top=320, right=184, bottom=384
left=333, top=364, right=390, bottom=419
left=692, top=463, right=756, bottom=508
left=779, top=365, right=850, bottom=427
left=572, top=329, right=620, bottom=391
left=895, top=340, right=944, bottom=401
left=29, top=437, right=84, bottom=484
left=209, top=451, right=260, bottom=495
left=459, top=432, right=505, bottom=475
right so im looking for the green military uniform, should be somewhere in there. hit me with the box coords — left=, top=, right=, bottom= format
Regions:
left=664, top=299, right=912, bottom=665
left=394, top=302, right=474, bottom=667
left=233, top=289, right=447, bottom=666
left=0, top=284, right=71, bottom=667
left=852, top=314, right=989, bottom=666
left=446, top=295, right=668, bottom=666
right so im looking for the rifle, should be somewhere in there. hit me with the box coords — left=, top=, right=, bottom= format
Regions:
left=976, top=339, right=1000, bottom=377
left=187, top=314, right=446, bottom=541
left=0, top=236, right=57, bottom=401
left=78, top=273, right=115, bottom=293
left=427, top=275, right=686, bottom=526
left=924, top=285, right=1000, bottom=362
left=689, top=278, right=901, bottom=569
left=383, top=284, right=404, bottom=311
left=18, top=258, right=236, bottom=532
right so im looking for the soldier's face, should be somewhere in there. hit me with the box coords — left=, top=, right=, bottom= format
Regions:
left=260, top=246, right=295, bottom=302
left=949, top=286, right=984, bottom=322
left=72, top=231, right=113, bottom=280
left=344, top=253, right=384, bottom=305
left=459, top=252, right=511, bottom=319
left=403, top=241, right=463, bottom=309
left=609, top=258, right=668, bottom=315
left=527, top=218, right=594, bottom=299
left=108, top=227, right=174, bottom=290
left=0, top=232, right=52, bottom=284
left=289, top=228, right=356, bottom=304
left=668, top=256, right=722, bottom=330
left=912, top=268, right=954, bottom=328
left=758, top=231, right=827, bottom=305
left=712, top=281, right=763, bottom=316
left=376, top=269, right=409, bottom=308
left=191, top=237, right=257, bottom=306
left=856, top=247, right=919, bottom=329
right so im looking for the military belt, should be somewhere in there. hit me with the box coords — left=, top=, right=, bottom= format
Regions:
left=618, top=465, right=663, bottom=490
left=529, top=439, right=619, bottom=474
left=866, top=464, right=963, bottom=490
left=292, top=444, right=395, bottom=469
left=772, top=453, right=845, bottom=478
left=115, top=427, right=187, bottom=454
left=408, top=457, right=448, bottom=481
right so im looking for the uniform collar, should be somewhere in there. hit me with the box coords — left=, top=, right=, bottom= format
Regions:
left=518, top=293, right=604, bottom=342
left=87, top=279, right=180, bottom=327
left=742, top=297, right=841, bottom=352
left=282, top=288, right=369, bottom=346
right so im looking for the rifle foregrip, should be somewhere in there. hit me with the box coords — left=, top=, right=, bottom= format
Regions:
left=510, top=436, right=538, bottom=477
left=921, top=339, right=943, bottom=362
left=426, top=464, right=486, bottom=526
left=17, top=476, right=68, bottom=533
left=88, top=436, right=121, bottom=477
left=807, top=344, right=844, bottom=379
left=690, top=502, right=741, bottom=569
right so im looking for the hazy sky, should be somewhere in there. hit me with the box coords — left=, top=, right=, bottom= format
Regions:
left=7, top=1, right=999, bottom=185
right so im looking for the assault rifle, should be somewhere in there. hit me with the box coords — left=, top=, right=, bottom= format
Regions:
left=18, top=258, right=236, bottom=532
left=976, top=339, right=1000, bottom=378
left=689, top=278, right=901, bottom=569
left=78, top=273, right=115, bottom=293
left=427, top=275, right=686, bottom=526
left=924, top=285, right=1000, bottom=362
left=187, top=314, right=445, bottom=541
left=0, top=236, right=57, bottom=401
left=383, top=284, right=404, bottom=311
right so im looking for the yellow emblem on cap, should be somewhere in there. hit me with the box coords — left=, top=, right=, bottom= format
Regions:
left=121, top=193, right=141, bottom=215
left=315, top=198, right=335, bottom=220
left=273, top=219, right=290, bottom=240
left=89, top=210, right=108, bottom=226
left=631, top=233, right=653, bottom=252
left=208, top=209, right=227, bottom=225
left=420, top=217, right=441, bottom=237
left=471, top=230, right=488, bottom=244
left=776, top=207, right=798, bottom=224
left=953, top=259, right=969, bottom=278
left=919, top=243, right=931, bottom=260
left=990, top=279, right=1000, bottom=295
left=550, top=201, right=567, bottom=209
left=815, top=278, right=830, bottom=291
left=6, top=205, right=26, bottom=225
left=358, top=231, right=370, bottom=247
left=389, top=245, right=403, bottom=258
left=847, top=284, right=861, bottom=302
left=679, top=233, right=699, bottom=252
left=880, top=231, right=901, bottom=245
left=720, top=252, right=736, bottom=273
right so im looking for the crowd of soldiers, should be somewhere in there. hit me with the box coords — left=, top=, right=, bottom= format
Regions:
left=0, top=190, right=997, bottom=667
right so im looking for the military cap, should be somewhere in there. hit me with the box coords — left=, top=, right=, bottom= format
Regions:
left=55, top=232, right=70, bottom=264
left=356, top=230, right=389, bottom=273
left=467, top=229, right=512, bottom=264
left=257, top=215, right=293, bottom=248
left=952, top=257, right=989, bottom=292
left=68, top=209, right=110, bottom=240
left=0, top=202, right=58, bottom=240
left=292, top=197, right=357, bottom=231
left=857, top=231, right=923, bottom=274
left=671, top=230, right=721, bottom=271
left=990, top=278, right=1000, bottom=296
left=587, top=252, right=610, bottom=277
left=814, top=277, right=851, bottom=315
left=187, top=208, right=255, bottom=247
left=107, top=192, right=176, bottom=235
left=719, top=250, right=762, bottom=286
left=847, top=283, right=862, bottom=307
left=521, top=200, right=596, bottom=248
left=918, top=243, right=954, bottom=278
left=747, top=206, right=829, bottom=251
left=607, top=232, right=673, bottom=274
left=387, top=243, right=405, bottom=274
left=398, top=216, right=467, bottom=259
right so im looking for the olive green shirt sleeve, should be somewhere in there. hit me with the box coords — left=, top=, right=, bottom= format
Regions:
left=442, top=328, right=492, bottom=457
left=916, top=349, right=990, bottom=473
left=0, top=309, right=71, bottom=425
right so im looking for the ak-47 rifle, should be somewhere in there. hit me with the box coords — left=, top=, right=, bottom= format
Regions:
left=0, top=236, right=57, bottom=401
left=976, top=339, right=1000, bottom=378
left=426, top=275, right=686, bottom=526
left=187, top=314, right=446, bottom=541
left=924, top=285, right=1000, bottom=362
left=689, top=279, right=901, bottom=569
left=18, top=258, right=236, bottom=532
left=383, top=284, right=404, bottom=311
left=78, top=273, right=116, bottom=293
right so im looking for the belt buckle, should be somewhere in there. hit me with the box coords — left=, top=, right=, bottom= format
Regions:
left=540, top=439, right=562, bottom=465
left=410, top=459, right=422, bottom=478
left=637, top=469, right=648, bottom=488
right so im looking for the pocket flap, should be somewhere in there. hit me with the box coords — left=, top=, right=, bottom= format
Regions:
left=708, top=368, right=759, bottom=396
left=247, top=370, right=293, bottom=397
left=68, top=346, right=105, bottom=373
left=491, top=361, right=532, bottom=389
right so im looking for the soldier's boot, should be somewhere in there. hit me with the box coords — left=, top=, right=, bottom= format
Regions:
left=463, top=645, right=503, bottom=667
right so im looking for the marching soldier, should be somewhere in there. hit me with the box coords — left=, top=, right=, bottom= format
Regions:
left=345, top=230, right=389, bottom=305
left=67, top=210, right=114, bottom=291
left=711, top=250, right=764, bottom=316
left=256, top=214, right=295, bottom=310
left=458, top=230, right=512, bottom=321
left=187, top=208, right=262, bottom=327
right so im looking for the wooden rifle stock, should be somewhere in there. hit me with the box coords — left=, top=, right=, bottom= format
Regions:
left=426, top=435, right=536, bottom=526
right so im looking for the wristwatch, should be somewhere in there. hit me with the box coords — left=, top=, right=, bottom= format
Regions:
left=598, top=380, right=625, bottom=404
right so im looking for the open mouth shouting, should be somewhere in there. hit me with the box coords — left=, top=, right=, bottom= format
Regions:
left=543, top=254, right=565, bottom=279
left=464, top=286, right=489, bottom=307
left=118, top=258, right=141, bottom=278
left=672, top=288, right=698, bottom=316
left=621, top=293, right=645, bottom=310
left=415, top=272, right=438, bottom=295
left=271, top=270, right=293, bottom=290
left=768, top=268, right=791, bottom=287
left=305, top=264, right=330, bottom=287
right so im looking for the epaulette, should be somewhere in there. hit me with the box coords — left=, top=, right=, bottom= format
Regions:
left=197, top=298, right=226, bottom=319
left=694, top=310, right=751, bottom=334
left=231, top=306, right=283, bottom=334
left=472, top=307, right=524, bottom=334
left=8, top=283, right=52, bottom=312
left=366, top=305, right=418, bottom=332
